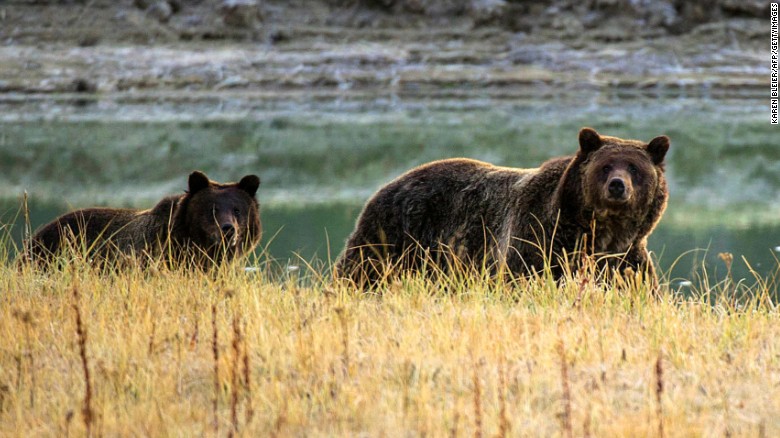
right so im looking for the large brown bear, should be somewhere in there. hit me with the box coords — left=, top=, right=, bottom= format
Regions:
left=336, top=127, right=670, bottom=287
left=26, top=171, right=262, bottom=269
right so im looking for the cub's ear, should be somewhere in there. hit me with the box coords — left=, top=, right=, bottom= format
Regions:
left=646, top=135, right=670, bottom=165
left=188, top=171, right=211, bottom=194
left=238, top=175, right=260, bottom=197
left=578, top=127, right=602, bottom=155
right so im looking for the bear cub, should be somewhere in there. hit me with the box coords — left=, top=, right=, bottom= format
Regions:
left=26, top=171, right=262, bottom=269
left=336, top=127, right=670, bottom=287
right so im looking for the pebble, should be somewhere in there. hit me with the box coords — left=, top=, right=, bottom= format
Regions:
left=220, top=0, right=260, bottom=28
left=146, top=1, right=173, bottom=23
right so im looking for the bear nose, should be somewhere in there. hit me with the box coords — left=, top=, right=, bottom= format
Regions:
left=221, top=224, right=236, bottom=238
left=608, top=178, right=625, bottom=197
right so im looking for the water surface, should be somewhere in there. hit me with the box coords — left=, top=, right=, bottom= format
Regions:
left=1, top=96, right=777, bottom=288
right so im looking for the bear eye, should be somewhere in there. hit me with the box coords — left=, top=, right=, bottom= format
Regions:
left=628, top=164, right=638, bottom=175
left=602, top=165, right=611, bottom=174
left=233, top=207, right=241, bottom=217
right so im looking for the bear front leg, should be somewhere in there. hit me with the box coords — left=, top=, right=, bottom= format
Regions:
left=335, top=246, right=378, bottom=289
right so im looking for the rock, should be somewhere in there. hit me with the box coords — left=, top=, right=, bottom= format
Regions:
left=674, top=1, right=719, bottom=34
left=182, top=14, right=204, bottom=27
left=133, top=0, right=153, bottom=10
left=268, top=29, right=290, bottom=44
left=631, top=0, right=678, bottom=28
left=551, top=13, right=584, bottom=38
left=468, top=0, right=505, bottom=25
left=168, top=0, right=182, bottom=13
left=146, top=1, right=173, bottom=23
left=77, top=31, right=100, bottom=47
left=215, top=76, right=247, bottom=90
left=721, top=0, right=768, bottom=18
left=72, top=78, right=97, bottom=93
left=357, top=0, right=398, bottom=10
left=220, top=0, right=262, bottom=28
left=400, top=0, right=423, bottom=14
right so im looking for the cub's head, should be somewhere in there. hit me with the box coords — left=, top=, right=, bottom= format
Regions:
left=180, top=171, right=262, bottom=262
left=577, top=127, right=670, bottom=217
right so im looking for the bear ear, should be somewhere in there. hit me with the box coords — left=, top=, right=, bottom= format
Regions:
left=578, top=127, right=602, bottom=155
left=238, top=175, right=260, bottom=197
left=188, top=171, right=211, bottom=194
left=646, top=135, right=670, bottom=165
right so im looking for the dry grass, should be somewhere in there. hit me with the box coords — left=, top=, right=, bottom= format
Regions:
left=1, top=245, right=779, bottom=437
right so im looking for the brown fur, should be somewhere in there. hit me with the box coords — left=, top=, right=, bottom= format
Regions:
left=26, top=171, right=262, bottom=269
left=336, top=127, right=670, bottom=287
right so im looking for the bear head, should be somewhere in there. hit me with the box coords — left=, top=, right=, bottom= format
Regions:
left=576, top=127, right=669, bottom=221
left=176, top=170, right=262, bottom=263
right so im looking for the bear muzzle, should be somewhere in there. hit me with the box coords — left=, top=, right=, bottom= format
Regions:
left=608, top=178, right=625, bottom=197
left=214, top=223, right=239, bottom=247
left=605, top=177, right=632, bottom=204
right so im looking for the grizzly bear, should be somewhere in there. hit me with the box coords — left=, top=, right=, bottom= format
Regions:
left=26, top=171, right=262, bottom=269
left=336, top=127, right=670, bottom=287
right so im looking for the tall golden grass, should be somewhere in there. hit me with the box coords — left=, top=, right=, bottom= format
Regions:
left=1, top=232, right=779, bottom=437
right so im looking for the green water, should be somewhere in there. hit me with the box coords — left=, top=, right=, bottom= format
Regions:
left=1, top=97, right=778, bottom=287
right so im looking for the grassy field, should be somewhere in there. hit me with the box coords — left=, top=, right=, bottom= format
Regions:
left=1, top=242, right=779, bottom=437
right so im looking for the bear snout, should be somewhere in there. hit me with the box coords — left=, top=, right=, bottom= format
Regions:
left=209, top=222, right=240, bottom=247
left=608, top=178, right=626, bottom=198
left=217, top=223, right=239, bottom=247
left=604, top=175, right=634, bottom=204
left=221, top=223, right=235, bottom=238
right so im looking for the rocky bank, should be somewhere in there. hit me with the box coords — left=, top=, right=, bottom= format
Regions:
left=0, top=0, right=768, bottom=99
